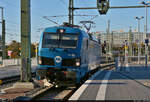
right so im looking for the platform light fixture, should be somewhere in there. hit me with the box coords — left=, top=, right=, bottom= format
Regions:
left=135, top=16, right=144, bottom=64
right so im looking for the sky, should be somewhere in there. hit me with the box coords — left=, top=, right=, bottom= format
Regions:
left=0, top=0, right=150, bottom=44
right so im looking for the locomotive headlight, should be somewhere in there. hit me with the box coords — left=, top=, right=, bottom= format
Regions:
left=57, top=29, right=65, bottom=33
left=76, top=62, right=80, bottom=66
left=76, top=59, right=80, bottom=66
left=38, top=57, right=42, bottom=65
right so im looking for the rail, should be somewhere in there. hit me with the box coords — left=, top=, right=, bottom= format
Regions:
left=0, top=72, right=36, bottom=85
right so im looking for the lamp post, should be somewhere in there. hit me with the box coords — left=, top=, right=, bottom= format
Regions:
left=125, top=40, right=128, bottom=67
left=139, top=1, right=150, bottom=65
left=135, top=16, right=144, bottom=64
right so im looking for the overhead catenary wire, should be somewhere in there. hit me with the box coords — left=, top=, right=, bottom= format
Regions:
left=43, top=16, right=60, bottom=25
left=0, top=0, right=46, bottom=30
left=43, top=14, right=98, bottom=26
left=46, top=14, right=98, bottom=17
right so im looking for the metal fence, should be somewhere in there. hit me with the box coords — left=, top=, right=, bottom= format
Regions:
left=100, top=56, right=115, bottom=64
left=0, top=58, right=37, bottom=67
left=117, top=56, right=150, bottom=67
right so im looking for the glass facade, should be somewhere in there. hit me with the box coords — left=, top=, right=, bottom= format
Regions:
left=98, top=32, right=146, bottom=47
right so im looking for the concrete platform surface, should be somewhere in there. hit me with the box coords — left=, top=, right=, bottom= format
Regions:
left=0, top=80, right=49, bottom=101
left=69, top=67, right=150, bottom=100
left=0, top=87, right=31, bottom=100
left=13, top=82, right=35, bottom=89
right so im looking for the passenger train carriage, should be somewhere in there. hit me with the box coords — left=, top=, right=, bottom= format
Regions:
left=36, top=24, right=101, bottom=86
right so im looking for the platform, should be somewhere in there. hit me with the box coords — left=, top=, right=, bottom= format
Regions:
left=0, top=65, right=37, bottom=79
left=69, top=67, right=150, bottom=100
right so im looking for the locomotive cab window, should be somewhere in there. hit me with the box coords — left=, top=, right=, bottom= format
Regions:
left=42, top=32, right=78, bottom=49
left=42, top=33, right=59, bottom=48
left=60, top=34, right=78, bottom=49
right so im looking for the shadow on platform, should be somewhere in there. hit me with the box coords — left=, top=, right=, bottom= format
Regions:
left=84, top=82, right=127, bottom=85
left=86, top=69, right=150, bottom=81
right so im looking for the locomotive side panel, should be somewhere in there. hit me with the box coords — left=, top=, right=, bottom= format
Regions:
left=87, top=40, right=101, bottom=71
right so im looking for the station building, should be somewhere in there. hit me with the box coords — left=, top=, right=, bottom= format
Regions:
left=95, top=32, right=148, bottom=47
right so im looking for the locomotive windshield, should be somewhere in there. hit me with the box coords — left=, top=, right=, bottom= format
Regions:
left=42, top=33, right=78, bottom=49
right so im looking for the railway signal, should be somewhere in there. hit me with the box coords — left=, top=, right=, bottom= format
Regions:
left=97, top=0, right=109, bottom=15
left=145, top=39, right=149, bottom=46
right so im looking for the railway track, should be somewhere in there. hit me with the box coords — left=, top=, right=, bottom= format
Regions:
left=0, top=72, right=36, bottom=86
left=32, top=86, right=74, bottom=101
left=27, top=63, right=115, bottom=101
left=100, top=62, right=115, bottom=70
left=30, top=84, right=81, bottom=101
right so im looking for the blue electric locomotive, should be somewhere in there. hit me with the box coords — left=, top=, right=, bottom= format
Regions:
left=36, top=24, right=101, bottom=86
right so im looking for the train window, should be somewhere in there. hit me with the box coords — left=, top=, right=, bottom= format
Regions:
left=42, top=33, right=78, bottom=49
left=60, top=34, right=78, bottom=49
left=42, top=33, right=59, bottom=48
